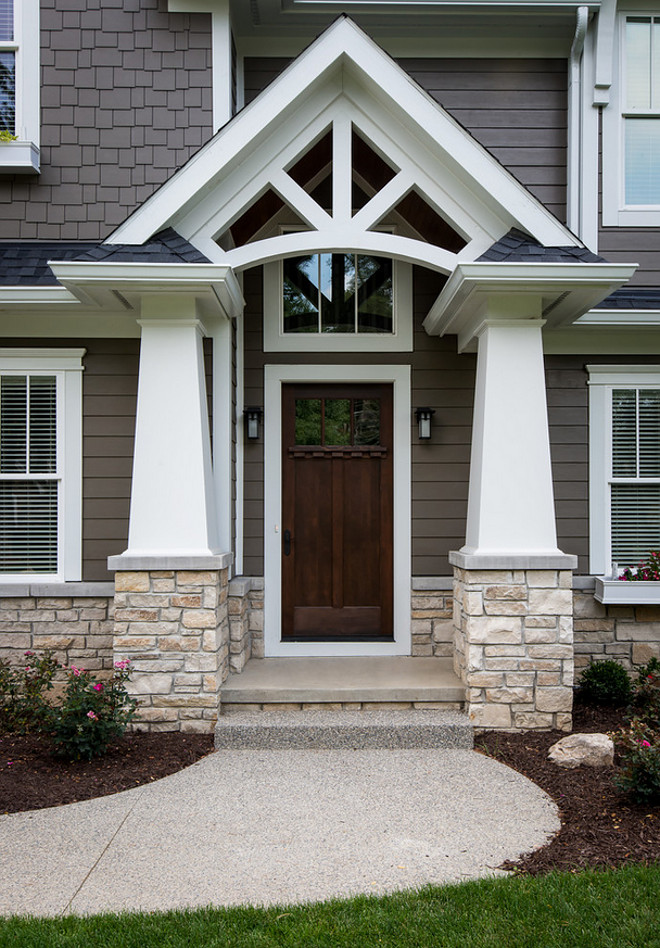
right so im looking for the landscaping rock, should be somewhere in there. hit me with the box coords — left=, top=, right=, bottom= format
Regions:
left=548, top=733, right=614, bottom=769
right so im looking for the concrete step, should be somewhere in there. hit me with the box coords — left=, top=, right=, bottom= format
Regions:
left=220, top=657, right=465, bottom=706
left=214, top=708, right=473, bottom=750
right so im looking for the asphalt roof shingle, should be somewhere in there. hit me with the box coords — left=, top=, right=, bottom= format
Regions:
left=478, top=228, right=606, bottom=264
left=0, top=228, right=211, bottom=286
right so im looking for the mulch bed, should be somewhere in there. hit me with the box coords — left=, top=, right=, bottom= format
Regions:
left=0, top=731, right=213, bottom=815
left=1, top=702, right=659, bottom=876
left=478, top=699, right=660, bottom=874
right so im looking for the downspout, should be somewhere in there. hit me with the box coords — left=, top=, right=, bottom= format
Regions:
left=568, top=6, right=590, bottom=239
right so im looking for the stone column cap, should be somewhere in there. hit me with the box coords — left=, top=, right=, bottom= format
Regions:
left=449, top=551, right=578, bottom=570
left=107, top=552, right=233, bottom=571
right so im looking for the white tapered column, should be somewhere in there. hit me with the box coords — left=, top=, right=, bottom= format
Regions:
left=457, top=317, right=568, bottom=564
left=124, top=297, right=219, bottom=558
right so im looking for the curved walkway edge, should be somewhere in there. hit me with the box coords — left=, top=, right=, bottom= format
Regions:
left=0, top=748, right=559, bottom=918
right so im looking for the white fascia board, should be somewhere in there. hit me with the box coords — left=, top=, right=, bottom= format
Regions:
left=0, top=286, right=77, bottom=306
left=576, top=309, right=660, bottom=327
left=338, top=44, right=579, bottom=248
left=48, top=262, right=244, bottom=319
left=423, top=261, right=638, bottom=338
left=107, top=16, right=580, bottom=251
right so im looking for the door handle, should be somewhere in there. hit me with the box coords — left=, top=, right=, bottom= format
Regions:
left=283, top=529, right=292, bottom=556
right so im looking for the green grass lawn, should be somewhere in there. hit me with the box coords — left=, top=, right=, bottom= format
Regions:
left=1, top=864, right=658, bottom=948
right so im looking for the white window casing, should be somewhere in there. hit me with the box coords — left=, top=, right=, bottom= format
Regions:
left=0, top=349, right=84, bottom=582
left=0, top=0, right=39, bottom=173
left=588, top=364, right=660, bottom=578
left=263, top=257, right=412, bottom=352
left=602, top=5, right=660, bottom=226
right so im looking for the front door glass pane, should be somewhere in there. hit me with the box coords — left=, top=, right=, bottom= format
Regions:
left=354, top=399, right=380, bottom=445
left=324, top=399, right=351, bottom=445
left=294, top=398, right=322, bottom=445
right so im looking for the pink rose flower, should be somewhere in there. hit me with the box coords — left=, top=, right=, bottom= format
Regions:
left=92, top=682, right=104, bottom=692
left=87, top=711, right=98, bottom=721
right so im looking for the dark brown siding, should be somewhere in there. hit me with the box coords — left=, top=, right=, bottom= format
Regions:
left=0, top=0, right=213, bottom=240
left=83, top=340, right=139, bottom=580
left=243, top=57, right=568, bottom=223
left=242, top=265, right=475, bottom=577
left=597, top=229, right=660, bottom=288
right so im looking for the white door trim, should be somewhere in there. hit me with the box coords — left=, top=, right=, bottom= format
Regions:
left=264, top=363, right=411, bottom=657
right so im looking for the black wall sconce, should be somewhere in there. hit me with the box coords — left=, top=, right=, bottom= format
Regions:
left=245, top=406, right=263, bottom=440
left=415, top=407, right=435, bottom=440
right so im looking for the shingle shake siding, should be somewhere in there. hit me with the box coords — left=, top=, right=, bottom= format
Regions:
left=0, top=0, right=213, bottom=240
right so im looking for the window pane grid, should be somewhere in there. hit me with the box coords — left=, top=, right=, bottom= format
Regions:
left=610, top=387, right=660, bottom=568
left=0, top=0, right=12, bottom=42
left=0, top=373, right=59, bottom=574
left=0, top=480, right=58, bottom=573
left=283, top=253, right=393, bottom=335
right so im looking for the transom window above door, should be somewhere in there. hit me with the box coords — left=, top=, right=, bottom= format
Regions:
left=283, top=254, right=393, bottom=335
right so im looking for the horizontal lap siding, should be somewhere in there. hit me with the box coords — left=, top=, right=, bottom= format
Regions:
left=81, top=341, right=138, bottom=580
left=243, top=57, right=568, bottom=221
left=242, top=265, right=474, bottom=577
left=0, top=0, right=212, bottom=239
left=598, top=230, right=660, bottom=287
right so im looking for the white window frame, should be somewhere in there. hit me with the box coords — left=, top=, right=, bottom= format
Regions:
left=263, top=257, right=413, bottom=352
left=0, top=0, right=39, bottom=173
left=0, top=349, right=84, bottom=583
left=588, top=364, right=660, bottom=576
left=602, top=4, right=660, bottom=227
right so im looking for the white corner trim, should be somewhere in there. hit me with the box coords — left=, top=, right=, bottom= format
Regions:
left=263, top=363, right=411, bottom=657
left=262, top=259, right=413, bottom=352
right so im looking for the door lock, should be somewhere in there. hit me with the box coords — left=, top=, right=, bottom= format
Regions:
left=283, top=529, right=292, bottom=556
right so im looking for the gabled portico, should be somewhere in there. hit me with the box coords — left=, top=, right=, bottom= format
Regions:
left=36, top=17, right=638, bottom=731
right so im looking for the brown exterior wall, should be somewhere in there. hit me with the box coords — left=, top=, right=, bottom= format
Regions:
left=244, top=57, right=568, bottom=223
left=0, top=0, right=213, bottom=240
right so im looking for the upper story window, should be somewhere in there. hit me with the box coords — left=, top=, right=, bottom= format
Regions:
left=588, top=365, right=660, bottom=576
left=623, top=16, right=660, bottom=205
left=0, top=350, right=84, bottom=583
left=602, top=8, right=660, bottom=226
left=283, top=254, right=393, bottom=335
left=0, top=0, right=39, bottom=173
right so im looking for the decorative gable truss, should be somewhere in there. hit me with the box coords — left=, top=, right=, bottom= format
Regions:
left=107, top=17, right=579, bottom=280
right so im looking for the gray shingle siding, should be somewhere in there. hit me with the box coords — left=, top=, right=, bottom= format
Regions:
left=0, top=0, right=213, bottom=240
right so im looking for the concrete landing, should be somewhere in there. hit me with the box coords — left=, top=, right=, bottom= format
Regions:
left=220, top=657, right=465, bottom=706
left=214, top=708, right=473, bottom=750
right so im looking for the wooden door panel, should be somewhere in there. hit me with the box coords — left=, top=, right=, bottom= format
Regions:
left=282, top=383, right=393, bottom=641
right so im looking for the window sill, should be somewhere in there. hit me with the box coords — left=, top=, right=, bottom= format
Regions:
left=594, top=577, right=660, bottom=605
left=0, top=142, right=40, bottom=174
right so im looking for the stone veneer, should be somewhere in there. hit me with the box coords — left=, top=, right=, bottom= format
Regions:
left=411, top=581, right=454, bottom=657
left=0, top=588, right=115, bottom=674
left=113, top=570, right=230, bottom=733
left=573, top=584, right=660, bottom=672
left=452, top=568, right=574, bottom=731
left=228, top=577, right=264, bottom=671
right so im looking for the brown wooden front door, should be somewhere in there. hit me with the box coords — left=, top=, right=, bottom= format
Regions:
left=281, top=383, right=393, bottom=641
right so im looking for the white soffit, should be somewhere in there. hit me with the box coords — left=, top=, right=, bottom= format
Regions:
left=424, top=261, right=639, bottom=349
left=107, top=17, right=579, bottom=268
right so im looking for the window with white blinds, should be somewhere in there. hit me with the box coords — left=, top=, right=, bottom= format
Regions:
left=0, top=350, right=84, bottom=583
left=611, top=388, right=660, bottom=567
left=0, top=374, right=58, bottom=573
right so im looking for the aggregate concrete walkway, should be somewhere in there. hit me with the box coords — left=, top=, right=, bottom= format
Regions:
left=0, top=748, right=559, bottom=918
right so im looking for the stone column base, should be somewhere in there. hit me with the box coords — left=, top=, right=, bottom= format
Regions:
left=113, top=568, right=230, bottom=733
left=452, top=566, right=574, bottom=731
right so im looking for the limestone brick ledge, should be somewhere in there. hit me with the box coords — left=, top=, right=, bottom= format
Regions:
left=0, top=583, right=115, bottom=598
left=449, top=551, right=578, bottom=570
left=108, top=553, right=233, bottom=571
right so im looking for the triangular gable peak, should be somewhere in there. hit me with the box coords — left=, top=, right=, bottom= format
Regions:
left=108, top=17, right=580, bottom=274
